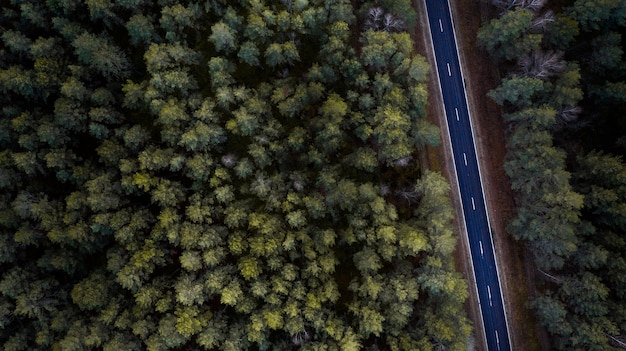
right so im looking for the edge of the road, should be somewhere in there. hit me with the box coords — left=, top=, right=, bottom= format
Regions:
left=443, top=1, right=513, bottom=350
left=420, top=1, right=488, bottom=349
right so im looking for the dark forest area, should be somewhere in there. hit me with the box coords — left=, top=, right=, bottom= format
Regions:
left=478, top=0, right=626, bottom=349
left=0, top=0, right=471, bottom=350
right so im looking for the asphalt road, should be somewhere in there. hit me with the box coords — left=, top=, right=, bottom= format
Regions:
left=423, top=1, right=511, bottom=350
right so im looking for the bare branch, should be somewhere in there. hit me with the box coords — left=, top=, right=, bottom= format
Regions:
left=560, top=105, right=582, bottom=122
left=493, top=0, right=547, bottom=14
left=364, top=7, right=384, bottom=31
left=221, top=153, right=238, bottom=168
left=608, top=335, right=626, bottom=350
left=383, top=13, right=405, bottom=32
left=525, top=0, right=548, bottom=12
left=519, top=50, right=565, bottom=79
left=292, top=331, right=311, bottom=346
left=379, top=184, right=391, bottom=197
left=396, top=186, right=419, bottom=203
left=364, top=7, right=404, bottom=32
left=393, top=156, right=412, bottom=167
left=530, top=10, right=555, bottom=32
left=538, top=269, right=563, bottom=283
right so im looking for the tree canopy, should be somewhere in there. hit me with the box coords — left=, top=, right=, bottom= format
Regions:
left=481, top=0, right=626, bottom=348
left=0, top=0, right=471, bottom=350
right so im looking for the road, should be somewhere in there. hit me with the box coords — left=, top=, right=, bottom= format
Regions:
left=423, top=1, right=511, bottom=350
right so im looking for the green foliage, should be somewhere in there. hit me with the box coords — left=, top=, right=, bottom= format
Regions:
left=544, top=14, right=580, bottom=50
left=210, top=22, right=238, bottom=53
left=488, top=76, right=547, bottom=108
left=0, top=0, right=470, bottom=350
left=482, top=0, right=626, bottom=347
left=567, top=0, right=626, bottom=31
left=477, top=8, right=542, bottom=61
left=72, top=32, right=130, bottom=79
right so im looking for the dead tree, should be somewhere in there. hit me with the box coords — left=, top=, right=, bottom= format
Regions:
left=364, top=7, right=405, bottom=32
left=525, top=0, right=548, bottom=12
left=364, top=7, right=384, bottom=31
left=519, top=50, right=566, bottom=80
left=492, top=0, right=547, bottom=14
left=559, top=105, right=582, bottom=123
left=383, top=13, right=405, bottom=32
left=393, top=156, right=412, bottom=168
left=221, top=153, right=238, bottom=168
left=530, top=10, right=555, bottom=32
left=291, top=331, right=311, bottom=346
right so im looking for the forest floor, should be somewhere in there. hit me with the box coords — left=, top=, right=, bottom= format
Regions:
left=411, top=0, right=546, bottom=350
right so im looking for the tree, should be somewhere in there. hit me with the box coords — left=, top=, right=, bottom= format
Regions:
left=591, top=32, right=624, bottom=73
left=544, top=14, right=580, bottom=50
left=477, top=8, right=542, bottom=61
left=531, top=293, right=573, bottom=336
left=503, top=106, right=557, bottom=129
left=372, top=105, right=412, bottom=163
left=488, top=75, right=547, bottom=108
left=210, top=22, right=238, bottom=53
left=519, top=50, right=566, bottom=80
left=159, top=3, right=199, bottom=40
left=72, top=32, right=129, bottom=79
left=591, top=81, right=626, bottom=105
left=237, top=41, right=261, bottom=66
left=126, top=15, right=159, bottom=47
left=567, top=0, right=626, bottom=31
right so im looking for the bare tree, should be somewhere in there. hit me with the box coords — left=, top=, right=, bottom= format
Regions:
left=519, top=50, right=565, bottom=79
left=291, top=330, right=311, bottom=346
left=492, top=0, right=547, bottom=13
left=393, top=156, right=412, bottom=168
left=379, top=184, right=391, bottom=197
left=525, top=0, right=548, bottom=12
left=530, top=10, right=555, bottom=32
left=364, top=7, right=384, bottom=31
left=559, top=105, right=582, bottom=123
left=492, top=0, right=522, bottom=12
left=383, top=13, right=405, bottom=32
left=364, top=7, right=404, bottom=32
left=395, top=186, right=419, bottom=203
left=221, top=153, right=238, bottom=168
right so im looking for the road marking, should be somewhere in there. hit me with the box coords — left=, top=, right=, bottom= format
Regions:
left=463, top=152, right=467, bottom=166
left=439, top=18, right=443, bottom=32
left=488, top=285, right=492, bottom=306
left=447, top=63, right=451, bottom=76
left=496, top=330, right=500, bottom=349
left=455, top=107, right=460, bottom=121
left=479, top=241, right=484, bottom=256
left=471, top=197, right=475, bottom=210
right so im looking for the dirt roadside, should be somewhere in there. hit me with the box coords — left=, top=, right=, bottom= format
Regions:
left=411, top=0, right=545, bottom=350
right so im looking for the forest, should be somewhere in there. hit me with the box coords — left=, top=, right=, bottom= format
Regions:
left=0, top=0, right=472, bottom=350
left=478, top=0, right=626, bottom=349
